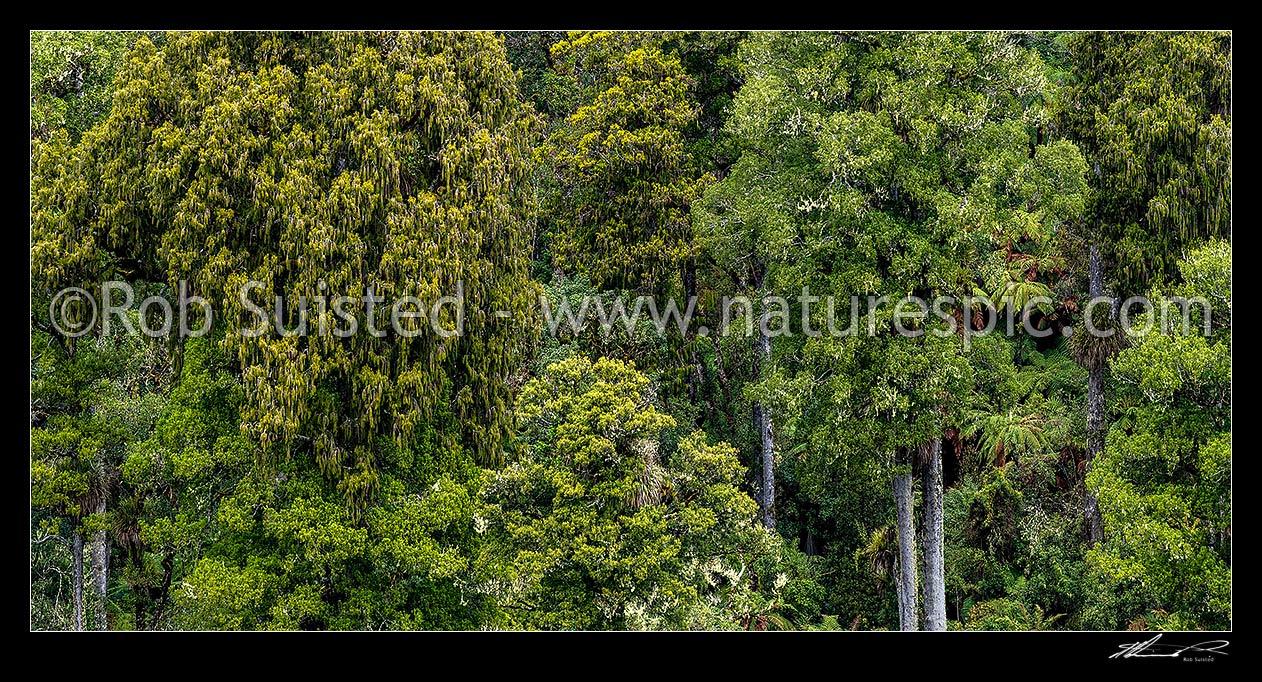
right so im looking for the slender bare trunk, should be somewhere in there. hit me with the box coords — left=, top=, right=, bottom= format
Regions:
left=91, top=497, right=109, bottom=630
left=920, top=439, right=945, bottom=631
left=748, top=263, right=776, bottom=531
left=754, top=309, right=775, bottom=530
left=893, top=449, right=918, bottom=631
left=759, top=409, right=774, bottom=529
left=1084, top=242, right=1106, bottom=546
left=72, top=530, right=84, bottom=631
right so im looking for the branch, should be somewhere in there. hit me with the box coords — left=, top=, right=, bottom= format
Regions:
left=32, top=533, right=70, bottom=548
left=31, top=315, right=71, bottom=357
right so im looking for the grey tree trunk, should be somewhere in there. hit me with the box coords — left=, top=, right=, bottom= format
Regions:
left=920, top=439, right=946, bottom=631
left=1084, top=242, right=1106, bottom=546
left=91, top=497, right=109, bottom=630
left=72, top=530, right=84, bottom=631
left=893, top=450, right=918, bottom=631
left=754, top=314, right=775, bottom=530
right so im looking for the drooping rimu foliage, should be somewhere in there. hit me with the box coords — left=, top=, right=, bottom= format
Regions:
left=540, top=31, right=711, bottom=293
left=33, top=31, right=541, bottom=496
left=1061, top=32, right=1231, bottom=297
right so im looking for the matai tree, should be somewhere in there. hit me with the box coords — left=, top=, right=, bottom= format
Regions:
left=698, top=31, right=1088, bottom=629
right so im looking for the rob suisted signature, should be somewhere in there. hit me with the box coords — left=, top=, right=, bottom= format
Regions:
left=1111, top=634, right=1229, bottom=660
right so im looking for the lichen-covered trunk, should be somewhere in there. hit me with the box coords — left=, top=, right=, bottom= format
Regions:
left=893, top=452, right=918, bottom=631
left=920, top=439, right=945, bottom=631
left=91, top=497, right=109, bottom=630
left=72, top=530, right=84, bottom=631
left=1084, top=242, right=1106, bottom=546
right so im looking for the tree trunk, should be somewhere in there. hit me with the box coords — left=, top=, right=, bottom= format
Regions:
left=893, top=449, right=918, bottom=631
left=920, top=439, right=946, bottom=631
left=1084, top=242, right=1106, bottom=546
left=151, top=551, right=176, bottom=628
left=72, top=530, right=84, bottom=631
left=710, top=335, right=738, bottom=433
left=746, top=259, right=775, bottom=531
left=684, top=258, right=702, bottom=404
left=754, top=313, right=775, bottom=530
left=91, top=497, right=109, bottom=630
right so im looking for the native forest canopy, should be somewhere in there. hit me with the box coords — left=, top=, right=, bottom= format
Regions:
left=30, top=31, right=1230, bottom=631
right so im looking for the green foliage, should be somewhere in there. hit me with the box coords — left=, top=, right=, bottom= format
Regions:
left=30, top=302, right=173, bottom=629
left=1062, top=32, right=1231, bottom=295
left=501, top=31, right=574, bottom=117
left=115, top=334, right=246, bottom=629
left=699, top=33, right=1090, bottom=630
left=541, top=32, right=712, bottom=293
left=964, top=597, right=1060, bottom=630
left=963, top=405, right=1049, bottom=469
left=29, top=30, right=1229, bottom=633
left=945, top=463, right=1094, bottom=628
left=176, top=434, right=493, bottom=630
left=1084, top=241, right=1230, bottom=630
left=702, top=30, right=1088, bottom=451
left=533, top=273, right=679, bottom=377
left=659, top=31, right=746, bottom=172
left=32, top=31, right=541, bottom=500
left=30, top=31, right=164, bottom=141
left=483, top=356, right=770, bottom=629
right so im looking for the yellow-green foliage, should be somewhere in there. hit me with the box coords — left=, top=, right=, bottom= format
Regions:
left=1062, top=32, right=1231, bottom=294
left=32, top=32, right=543, bottom=505
left=541, top=32, right=711, bottom=293
left=1085, top=241, right=1231, bottom=629
left=484, top=356, right=766, bottom=629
